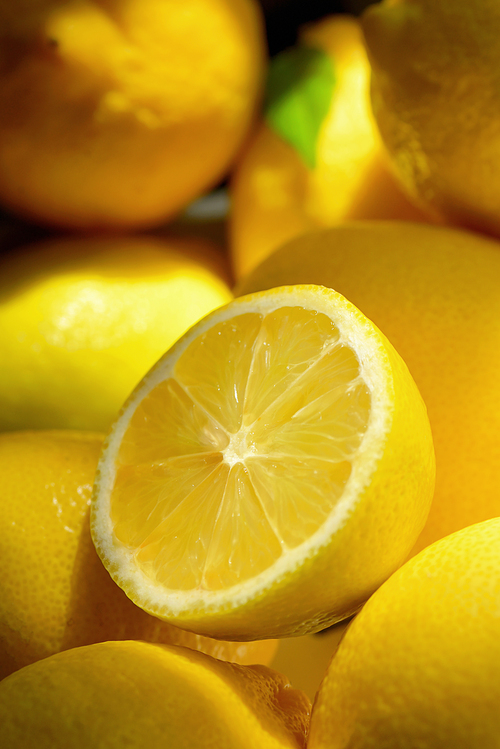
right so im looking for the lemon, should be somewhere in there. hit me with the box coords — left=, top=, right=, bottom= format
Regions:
left=308, top=517, right=500, bottom=748
left=237, top=220, right=500, bottom=555
left=229, top=14, right=428, bottom=280
left=362, top=0, right=500, bottom=237
left=0, top=640, right=310, bottom=748
left=0, top=234, right=233, bottom=431
left=91, top=284, right=435, bottom=640
left=0, top=0, right=266, bottom=231
left=0, top=430, right=277, bottom=680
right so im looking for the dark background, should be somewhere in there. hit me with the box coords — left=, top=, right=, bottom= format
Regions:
left=258, top=0, right=377, bottom=55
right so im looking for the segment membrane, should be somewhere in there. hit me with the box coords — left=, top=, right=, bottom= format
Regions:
left=242, top=307, right=340, bottom=426
left=174, top=313, right=262, bottom=434
left=111, top=452, right=223, bottom=548
left=110, top=305, right=372, bottom=591
left=248, top=342, right=364, bottom=441
left=133, top=463, right=230, bottom=590
left=250, top=381, right=371, bottom=463
left=202, top=463, right=283, bottom=590
left=117, top=377, right=228, bottom=465
left=246, top=456, right=352, bottom=549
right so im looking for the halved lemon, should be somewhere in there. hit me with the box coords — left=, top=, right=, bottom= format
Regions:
left=91, top=285, right=435, bottom=640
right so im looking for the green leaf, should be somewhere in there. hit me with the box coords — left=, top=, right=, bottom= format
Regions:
left=264, top=45, right=336, bottom=170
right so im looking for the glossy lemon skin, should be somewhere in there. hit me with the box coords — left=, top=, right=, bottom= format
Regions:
left=0, top=234, right=233, bottom=431
left=309, top=518, right=500, bottom=748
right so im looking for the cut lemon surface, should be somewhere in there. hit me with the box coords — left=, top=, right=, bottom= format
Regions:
left=91, top=285, right=435, bottom=640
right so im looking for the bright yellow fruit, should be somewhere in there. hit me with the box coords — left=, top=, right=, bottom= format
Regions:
left=237, top=221, right=500, bottom=555
left=0, top=234, right=233, bottom=431
left=0, top=0, right=266, bottom=230
left=0, top=430, right=278, bottom=680
left=308, top=517, right=500, bottom=748
left=0, top=640, right=310, bottom=748
left=229, top=14, right=429, bottom=280
left=91, top=284, right=435, bottom=640
left=362, top=0, right=500, bottom=237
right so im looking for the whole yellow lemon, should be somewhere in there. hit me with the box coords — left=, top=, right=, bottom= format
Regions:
left=0, top=0, right=266, bottom=230
left=362, top=0, right=500, bottom=237
left=0, top=430, right=278, bottom=680
left=0, top=234, right=233, bottom=431
left=229, top=14, right=428, bottom=280
left=237, top=220, right=500, bottom=555
left=0, top=640, right=310, bottom=748
left=308, top=518, right=500, bottom=748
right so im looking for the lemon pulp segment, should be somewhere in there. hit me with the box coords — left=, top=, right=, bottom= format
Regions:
left=110, top=306, right=371, bottom=591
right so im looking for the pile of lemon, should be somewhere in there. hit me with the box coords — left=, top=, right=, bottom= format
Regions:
left=1, top=1, right=500, bottom=747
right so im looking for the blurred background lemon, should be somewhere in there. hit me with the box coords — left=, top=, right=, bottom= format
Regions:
left=0, top=0, right=266, bottom=231
left=0, top=234, right=233, bottom=431
left=229, top=12, right=428, bottom=280
left=362, top=0, right=500, bottom=238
